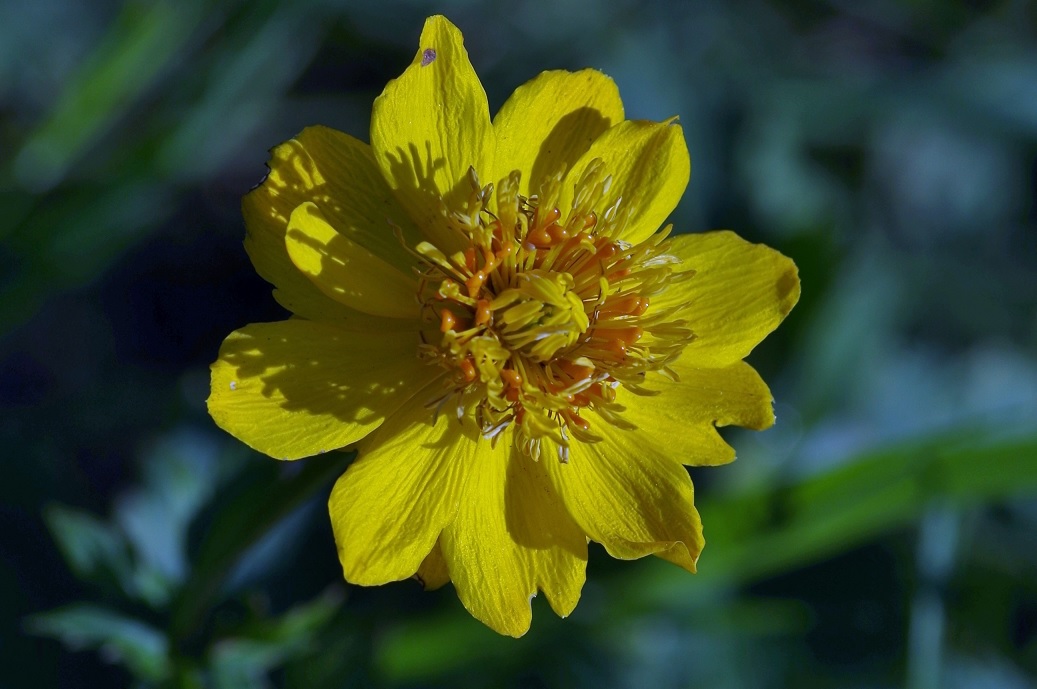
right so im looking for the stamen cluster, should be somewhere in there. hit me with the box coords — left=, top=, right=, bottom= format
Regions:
left=416, top=161, right=694, bottom=462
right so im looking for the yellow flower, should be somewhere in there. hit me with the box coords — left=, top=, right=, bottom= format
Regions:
left=208, top=15, right=799, bottom=636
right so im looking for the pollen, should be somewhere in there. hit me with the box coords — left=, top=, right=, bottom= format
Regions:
left=416, top=162, right=694, bottom=460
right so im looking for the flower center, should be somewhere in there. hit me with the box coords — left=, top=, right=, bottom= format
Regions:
left=414, top=162, right=693, bottom=461
left=494, top=269, right=588, bottom=362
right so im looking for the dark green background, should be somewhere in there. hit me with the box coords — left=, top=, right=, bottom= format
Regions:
left=3, top=0, right=1036, bottom=687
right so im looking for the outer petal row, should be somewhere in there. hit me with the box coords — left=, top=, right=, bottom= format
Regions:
left=370, top=15, right=494, bottom=253
left=325, top=357, right=773, bottom=633
left=243, top=126, right=420, bottom=322
left=559, top=119, right=690, bottom=245
left=552, top=427, right=704, bottom=573
left=414, top=540, right=451, bottom=591
left=492, top=69, right=624, bottom=198
left=331, top=404, right=588, bottom=637
left=330, top=382, right=479, bottom=586
left=624, top=359, right=775, bottom=466
left=208, top=320, right=434, bottom=460
left=657, top=230, right=801, bottom=367
left=441, top=441, right=588, bottom=637
left=285, top=202, right=419, bottom=319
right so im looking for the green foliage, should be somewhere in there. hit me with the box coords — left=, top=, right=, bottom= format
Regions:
left=29, top=432, right=349, bottom=688
left=27, top=604, right=170, bottom=683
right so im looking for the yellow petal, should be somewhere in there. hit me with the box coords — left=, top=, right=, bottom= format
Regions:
left=624, top=360, right=775, bottom=466
left=441, top=440, right=587, bottom=637
left=657, top=230, right=800, bottom=367
left=370, top=15, right=494, bottom=252
left=551, top=427, right=704, bottom=572
left=208, top=320, right=432, bottom=460
left=329, top=382, right=480, bottom=586
left=492, top=69, right=623, bottom=197
left=243, top=126, right=421, bottom=322
left=558, top=119, right=689, bottom=245
left=414, top=539, right=450, bottom=591
left=285, top=202, right=419, bottom=319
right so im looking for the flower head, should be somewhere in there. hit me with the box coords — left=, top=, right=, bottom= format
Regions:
left=209, top=15, right=799, bottom=636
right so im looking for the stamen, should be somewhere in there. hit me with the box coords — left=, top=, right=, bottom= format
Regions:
left=440, top=309, right=458, bottom=333
left=413, top=162, right=695, bottom=461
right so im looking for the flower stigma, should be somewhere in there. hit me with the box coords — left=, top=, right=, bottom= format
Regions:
left=414, top=161, right=696, bottom=463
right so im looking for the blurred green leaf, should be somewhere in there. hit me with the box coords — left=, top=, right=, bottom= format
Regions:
left=209, top=589, right=342, bottom=689
left=169, top=452, right=351, bottom=646
left=158, top=1, right=325, bottom=180
left=0, top=180, right=173, bottom=333
left=628, top=429, right=1037, bottom=608
left=26, top=603, right=170, bottom=682
left=11, top=1, right=209, bottom=191
left=377, top=612, right=515, bottom=683
left=43, top=504, right=135, bottom=594
left=116, top=429, right=227, bottom=589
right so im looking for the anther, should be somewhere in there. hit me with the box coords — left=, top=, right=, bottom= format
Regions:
left=440, top=309, right=458, bottom=332
left=526, top=226, right=553, bottom=249
left=600, top=294, right=643, bottom=316
left=604, top=339, right=628, bottom=359
left=474, top=299, right=492, bottom=326
left=538, top=207, right=561, bottom=227
left=501, top=369, right=523, bottom=388
left=466, top=271, right=487, bottom=297
left=459, top=358, right=477, bottom=382
left=547, top=224, right=569, bottom=243
left=594, top=242, right=619, bottom=261
left=558, top=359, right=594, bottom=381
left=566, top=411, right=591, bottom=432
left=614, top=326, right=644, bottom=345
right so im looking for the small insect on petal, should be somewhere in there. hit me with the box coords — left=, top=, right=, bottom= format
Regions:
left=421, top=48, right=437, bottom=66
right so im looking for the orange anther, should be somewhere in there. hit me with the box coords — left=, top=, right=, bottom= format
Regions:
left=466, top=271, right=487, bottom=297
left=609, top=267, right=630, bottom=279
left=440, top=309, right=458, bottom=332
left=482, top=246, right=499, bottom=271
left=566, top=411, right=590, bottom=432
left=614, top=326, right=644, bottom=344
left=538, top=207, right=561, bottom=226
left=594, top=242, right=619, bottom=261
left=605, top=339, right=628, bottom=359
left=583, top=211, right=598, bottom=229
left=527, top=226, right=553, bottom=248
left=500, top=369, right=523, bottom=388
left=547, top=223, right=569, bottom=243
left=459, top=358, right=477, bottom=382
left=601, top=294, right=641, bottom=316
left=464, top=247, right=478, bottom=272
left=558, top=359, right=594, bottom=381
left=505, top=387, right=521, bottom=402
left=632, top=296, right=649, bottom=316
left=474, top=299, right=492, bottom=326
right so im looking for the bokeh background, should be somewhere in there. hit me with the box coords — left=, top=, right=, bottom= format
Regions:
left=3, top=0, right=1036, bottom=687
